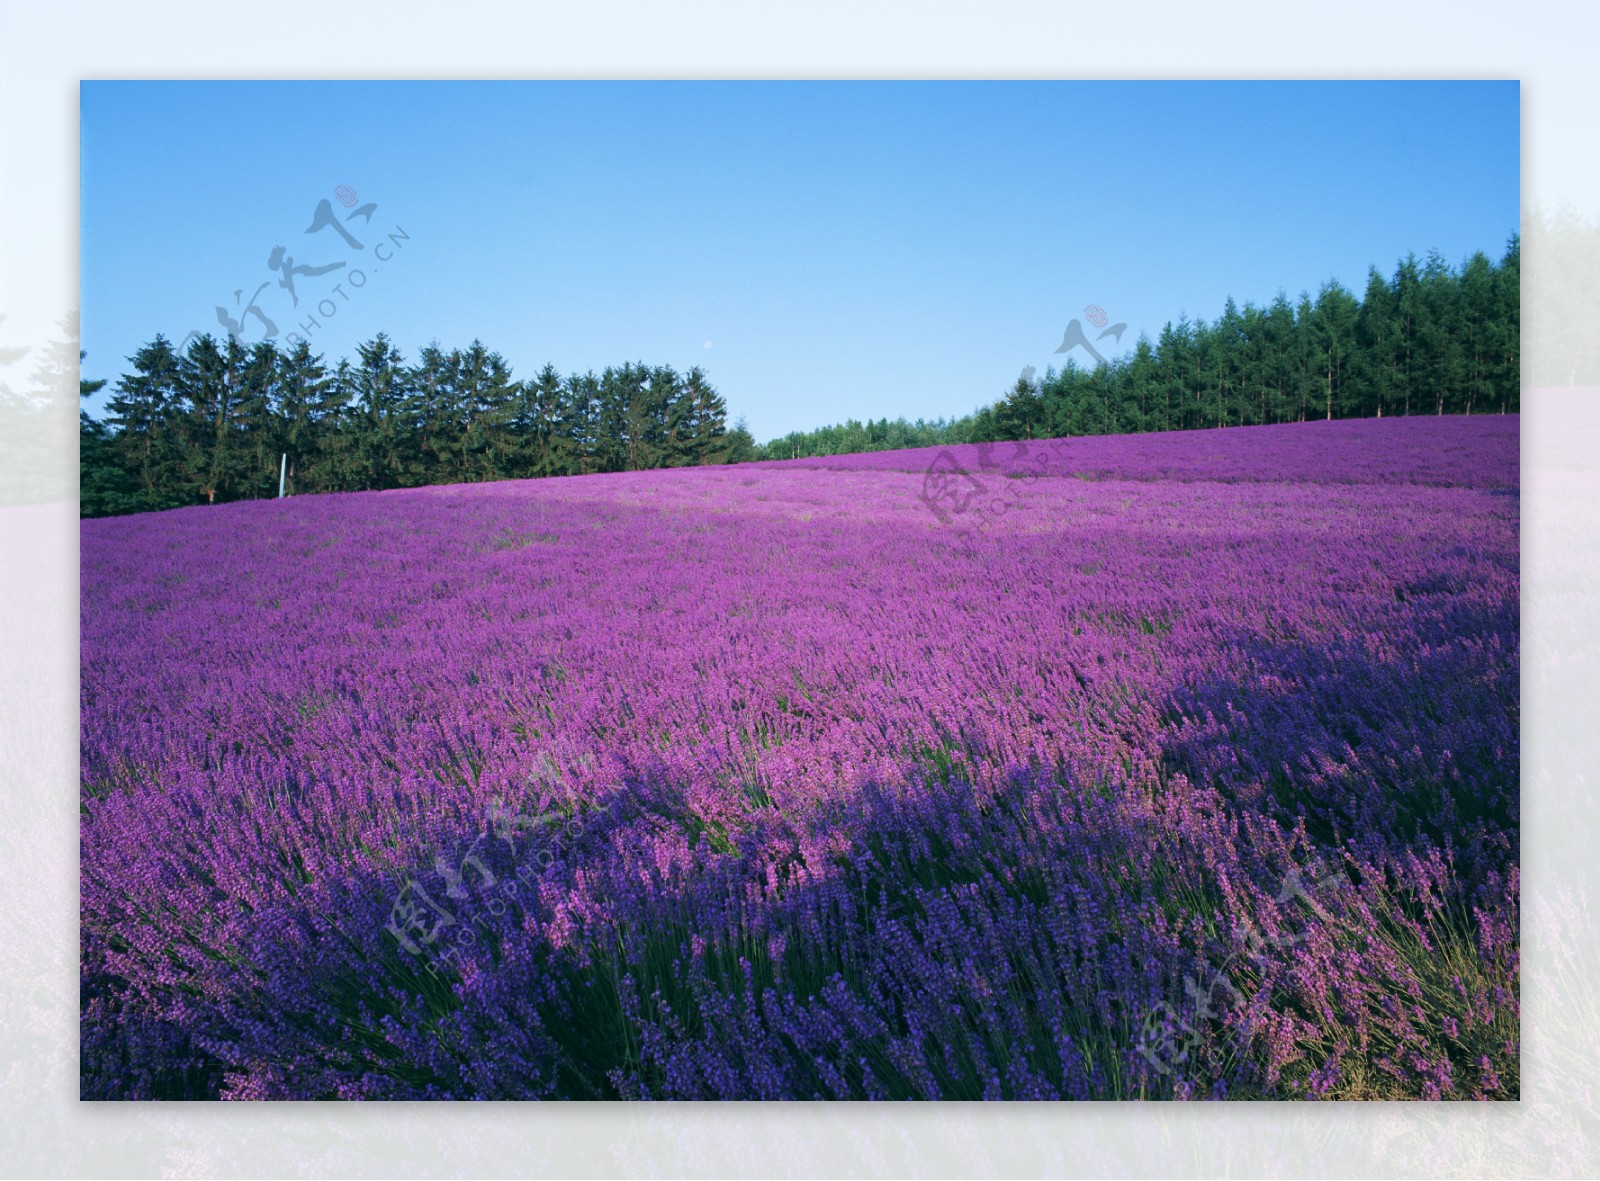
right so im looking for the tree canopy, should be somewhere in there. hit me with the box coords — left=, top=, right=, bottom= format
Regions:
left=81, top=337, right=754, bottom=517
left=753, top=238, right=1520, bottom=458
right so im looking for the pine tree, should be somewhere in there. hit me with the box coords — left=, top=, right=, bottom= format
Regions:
left=1457, top=251, right=1498, bottom=416
left=1310, top=281, right=1359, bottom=421
left=1357, top=268, right=1398, bottom=418
left=231, top=341, right=283, bottom=500
left=1393, top=254, right=1422, bottom=416
left=455, top=341, right=517, bottom=481
left=351, top=334, right=409, bottom=491
left=1494, top=234, right=1521, bottom=409
left=80, top=348, right=144, bottom=518
left=407, top=343, right=457, bottom=483
left=683, top=367, right=731, bottom=463
left=105, top=335, right=184, bottom=509
left=1263, top=293, right=1298, bottom=424
left=274, top=342, right=340, bottom=494
left=1418, top=250, right=1467, bottom=415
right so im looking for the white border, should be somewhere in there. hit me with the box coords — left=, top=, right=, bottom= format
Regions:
left=4, top=2, right=1595, bottom=1175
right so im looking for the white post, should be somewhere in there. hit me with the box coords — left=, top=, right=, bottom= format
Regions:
left=278, top=452, right=287, bottom=499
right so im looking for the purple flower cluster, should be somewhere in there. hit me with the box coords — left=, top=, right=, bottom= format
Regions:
left=80, top=416, right=1519, bottom=1100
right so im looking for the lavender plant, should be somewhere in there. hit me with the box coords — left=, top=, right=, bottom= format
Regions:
left=80, top=415, right=1519, bottom=1100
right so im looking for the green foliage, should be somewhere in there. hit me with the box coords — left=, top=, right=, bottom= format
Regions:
left=79, top=238, right=1519, bottom=515
left=756, top=414, right=971, bottom=460
left=759, top=239, right=1520, bottom=455
left=80, top=337, right=748, bottom=516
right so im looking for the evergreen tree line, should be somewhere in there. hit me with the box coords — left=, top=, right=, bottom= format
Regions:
left=758, top=416, right=969, bottom=460
left=80, top=238, right=1520, bottom=514
left=755, top=239, right=1520, bottom=458
left=80, top=333, right=756, bottom=517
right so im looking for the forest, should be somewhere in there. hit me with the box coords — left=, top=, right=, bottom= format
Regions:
left=80, top=337, right=755, bottom=517
left=79, top=239, right=1519, bottom=516
left=762, top=241, right=1520, bottom=458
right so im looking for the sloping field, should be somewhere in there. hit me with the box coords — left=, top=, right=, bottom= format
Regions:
left=80, top=416, right=1519, bottom=1099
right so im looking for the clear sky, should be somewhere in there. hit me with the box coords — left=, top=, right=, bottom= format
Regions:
left=80, top=80, right=1519, bottom=440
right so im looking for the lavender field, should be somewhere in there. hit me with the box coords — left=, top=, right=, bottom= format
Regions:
left=80, top=416, right=1519, bottom=1100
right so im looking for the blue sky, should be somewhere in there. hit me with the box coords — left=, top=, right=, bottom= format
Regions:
left=80, top=80, right=1519, bottom=440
